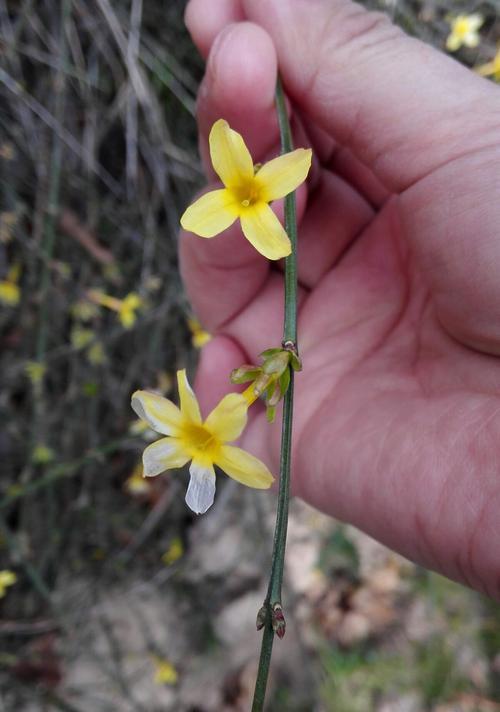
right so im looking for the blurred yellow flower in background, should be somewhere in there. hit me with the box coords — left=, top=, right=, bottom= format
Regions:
left=124, top=463, right=151, bottom=496
left=187, top=316, right=211, bottom=349
left=446, top=14, right=483, bottom=51
left=88, top=289, right=143, bottom=328
left=25, top=360, right=46, bottom=386
left=129, top=418, right=158, bottom=442
left=32, top=444, right=55, bottom=465
left=476, top=48, right=500, bottom=81
left=71, top=298, right=100, bottom=322
left=0, top=262, right=21, bottom=306
left=152, top=656, right=178, bottom=686
left=86, top=341, right=107, bottom=366
left=131, top=369, right=274, bottom=514
left=0, top=570, right=17, bottom=598
left=161, top=537, right=183, bottom=566
left=181, top=119, right=312, bottom=260
left=70, top=326, right=95, bottom=350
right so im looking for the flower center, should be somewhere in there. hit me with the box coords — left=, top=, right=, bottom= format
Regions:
left=183, top=424, right=219, bottom=459
left=233, top=179, right=261, bottom=208
left=455, top=19, right=470, bottom=37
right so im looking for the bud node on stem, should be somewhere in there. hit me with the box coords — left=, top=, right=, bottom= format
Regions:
left=271, top=602, right=286, bottom=639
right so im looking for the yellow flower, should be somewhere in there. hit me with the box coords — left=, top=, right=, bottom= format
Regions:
left=446, top=14, right=483, bottom=52
left=152, top=656, right=178, bottom=685
left=32, top=444, right=54, bottom=465
left=129, top=418, right=158, bottom=441
left=476, top=48, right=500, bottom=81
left=131, top=369, right=274, bottom=514
left=0, top=262, right=21, bottom=306
left=0, top=570, right=16, bottom=598
left=180, top=119, right=312, bottom=261
left=187, top=316, right=212, bottom=349
left=161, top=537, right=183, bottom=565
left=86, top=341, right=107, bottom=365
left=88, top=290, right=143, bottom=328
left=124, top=463, right=151, bottom=495
left=71, top=298, right=100, bottom=322
left=70, top=326, right=95, bottom=350
left=0, top=281, right=19, bottom=305
left=25, top=361, right=46, bottom=386
left=118, top=293, right=142, bottom=328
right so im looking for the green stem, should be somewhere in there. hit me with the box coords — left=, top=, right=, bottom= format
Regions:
left=252, top=76, right=299, bottom=712
left=275, top=77, right=298, bottom=346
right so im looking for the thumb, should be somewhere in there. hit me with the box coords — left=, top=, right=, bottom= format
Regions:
left=242, top=0, right=499, bottom=193
left=242, top=0, right=500, bottom=353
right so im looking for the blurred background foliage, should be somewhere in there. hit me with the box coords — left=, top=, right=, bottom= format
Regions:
left=1, top=0, right=500, bottom=710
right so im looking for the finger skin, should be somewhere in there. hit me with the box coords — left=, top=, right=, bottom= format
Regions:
left=194, top=335, right=246, bottom=415
left=197, top=22, right=279, bottom=174
left=185, top=0, right=243, bottom=58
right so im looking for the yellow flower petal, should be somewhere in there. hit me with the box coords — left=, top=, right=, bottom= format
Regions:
left=0, top=280, right=20, bottom=306
left=180, top=189, right=239, bottom=237
left=256, top=148, right=312, bottom=202
left=204, top=393, right=248, bottom=442
left=468, top=13, right=484, bottom=30
left=177, top=369, right=202, bottom=425
left=240, top=202, right=291, bottom=260
left=131, top=391, right=183, bottom=436
left=119, top=308, right=135, bottom=328
left=185, top=460, right=216, bottom=514
left=446, top=34, right=460, bottom=51
left=463, top=32, right=480, bottom=48
left=476, top=60, right=495, bottom=76
left=161, top=537, right=183, bottom=565
left=209, top=119, right=254, bottom=188
left=143, top=437, right=190, bottom=476
left=216, top=445, right=274, bottom=489
left=0, top=570, right=17, bottom=587
left=152, top=657, right=178, bottom=685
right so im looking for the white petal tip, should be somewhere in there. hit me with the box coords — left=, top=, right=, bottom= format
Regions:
left=185, top=464, right=216, bottom=515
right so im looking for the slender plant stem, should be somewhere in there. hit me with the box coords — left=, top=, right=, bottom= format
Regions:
left=252, top=76, right=299, bottom=712
left=275, top=78, right=298, bottom=346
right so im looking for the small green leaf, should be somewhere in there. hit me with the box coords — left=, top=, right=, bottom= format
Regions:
left=266, top=405, right=276, bottom=423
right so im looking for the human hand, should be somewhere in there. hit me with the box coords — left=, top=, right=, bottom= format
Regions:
left=180, top=0, right=500, bottom=598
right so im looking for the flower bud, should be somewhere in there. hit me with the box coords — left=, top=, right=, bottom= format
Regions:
left=271, top=603, right=286, bottom=639
left=230, top=365, right=261, bottom=384
left=262, top=350, right=290, bottom=377
left=256, top=605, right=267, bottom=631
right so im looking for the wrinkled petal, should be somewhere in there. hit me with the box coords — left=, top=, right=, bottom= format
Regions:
left=180, top=189, right=239, bottom=237
left=209, top=119, right=254, bottom=188
left=240, top=202, right=291, bottom=260
left=143, top=437, right=190, bottom=477
left=185, top=460, right=216, bottom=514
left=216, top=445, right=274, bottom=489
left=256, top=148, right=312, bottom=202
left=177, top=369, right=202, bottom=424
left=131, top=390, right=183, bottom=436
left=204, top=393, right=248, bottom=443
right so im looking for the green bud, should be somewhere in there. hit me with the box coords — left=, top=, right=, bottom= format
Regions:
left=262, top=350, right=290, bottom=376
left=266, top=405, right=276, bottom=423
left=230, top=365, right=261, bottom=384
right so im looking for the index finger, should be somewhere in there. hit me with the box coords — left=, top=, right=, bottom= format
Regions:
left=180, top=21, right=281, bottom=332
